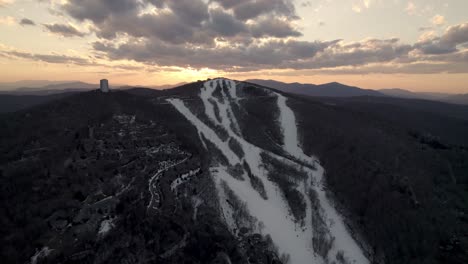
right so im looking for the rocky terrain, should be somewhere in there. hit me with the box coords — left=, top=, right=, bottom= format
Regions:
left=1, top=79, right=467, bottom=264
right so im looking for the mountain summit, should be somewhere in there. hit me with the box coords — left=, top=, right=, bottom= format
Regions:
left=167, top=78, right=369, bottom=264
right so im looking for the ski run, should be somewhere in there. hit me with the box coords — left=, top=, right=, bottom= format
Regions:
left=167, top=78, right=369, bottom=264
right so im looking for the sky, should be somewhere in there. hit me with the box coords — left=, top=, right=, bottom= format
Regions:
left=0, top=0, right=467, bottom=93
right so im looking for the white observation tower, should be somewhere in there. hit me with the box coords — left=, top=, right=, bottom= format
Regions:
left=100, top=79, right=109, bottom=93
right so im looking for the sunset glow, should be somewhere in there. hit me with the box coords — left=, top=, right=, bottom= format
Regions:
left=1, top=0, right=467, bottom=92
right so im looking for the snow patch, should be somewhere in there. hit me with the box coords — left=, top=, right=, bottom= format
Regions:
left=170, top=168, right=201, bottom=192
left=30, top=247, right=53, bottom=264
left=147, top=158, right=188, bottom=211
left=212, top=166, right=320, bottom=264
left=98, top=219, right=114, bottom=235
left=192, top=196, right=203, bottom=221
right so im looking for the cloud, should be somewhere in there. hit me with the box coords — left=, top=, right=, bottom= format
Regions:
left=0, top=16, right=14, bottom=25
left=167, top=0, right=209, bottom=25
left=441, top=22, right=468, bottom=47
left=92, top=38, right=333, bottom=71
left=19, top=18, right=35, bottom=26
left=91, top=37, right=417, bottom=72
left=249, top=17, right=301, bottom=38
left=352, top=4, right=361, bottom=13
left=3, top=50, right=91, bottom=65
left=208, top=8, right=247, bottom=37
left=213, top=0, right=250, bottom=9
left=63, top=0, right=140, bottom=24
left=0, top=0, right=14, bottom=7
left=60, top=0, right=301, bottom=46
left=285, top=38, right=413, bottom=69
left=44, top=23, right=86, bottom=37
left=9, top=1, right=468, bottom=75
left=415, top=22, right=468, bottom=55
left=232, top=0, right=296, bottom=20
left=431, top=15, right=445, bottom=26
left=352, top=0, right=373, bottom=13
left=418, top=26, right=433, bottom=32
left=1, top=47, right=154, bottom=74
left=301, top=1, right=312, bottom=8
left=405, top=2, right=416, bottom=15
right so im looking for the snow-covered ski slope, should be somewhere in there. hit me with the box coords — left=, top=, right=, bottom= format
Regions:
left=167, top=78, right=369, bottom=264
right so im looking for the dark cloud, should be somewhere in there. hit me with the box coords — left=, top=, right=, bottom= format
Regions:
left=208, top=8, right=247, bottom=37
left=44, top=23, right=86, bottom=37
left=415, top=22, right=468, bottom=55
left=212, top=0, right=250, bottom=9
left=416, top=40, right=457, bottom=55
left=19, top=18, right=35, bottom=26
left=167, top=0, right=209, bottom=25
left=60, top=0, right=300, bottom=46
left=250, top=18, right=301, bottom=38
left=87, top=25, right=468, bottom=73
left=232, top=0, right=296, bottom=20
left=63, top=0, right=140, bottom=23
left=92, top=38, right=334, bottom=70
left=283, top=38, right=413, bottom=69
left=441, top=23, right=468, bottom=47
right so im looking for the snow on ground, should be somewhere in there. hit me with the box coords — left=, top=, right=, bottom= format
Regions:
left=276, top=93, right=369, bottom=264
left=30, top=247, right=53, bottom=264
left=276, top=94, right=315, bottom=165
left=167, top=78, right=369, bottom=264
left=167, top=98, right=240, bottom=165
left=147, top=158, right=188, bottom=211
left=98, top=219, right=114, bottom=235
left=191, top=196, right=203, bottom=221
left=213, top=166, right=321, bottom=264
left=170, top=168, right=201, bottom=192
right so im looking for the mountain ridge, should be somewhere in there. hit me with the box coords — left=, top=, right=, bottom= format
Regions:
left=246, top=79, right=386, bottom=98
left=248, top=79, right=468, bottom=105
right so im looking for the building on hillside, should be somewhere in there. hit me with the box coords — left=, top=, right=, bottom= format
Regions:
left=100, top=79, right=109, bottom=93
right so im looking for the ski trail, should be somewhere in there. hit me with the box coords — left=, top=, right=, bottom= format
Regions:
left=276, top=94, right=315, bottom=164
left=213, top=166, right=322, bottom=264
left=169, top=79, right=320, bottom=264
left=276, top=93, right=369, bottom=264
left=167, top=98, right=240, bottom=166
left=167, top=78, right=368, bottom=264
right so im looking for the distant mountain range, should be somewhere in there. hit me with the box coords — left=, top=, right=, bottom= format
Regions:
left=246, top=79, right=385, bottom=97
left=378, top=88, right=451, bottom=100
left=0, top=80, right=81, bottom=89
left=0, top=81, right=187, bottom=96
left=2, top=79, right=466, bottom=106
left=379, top=88, right=468, bottom=105
left=247, top=79, right=468, bottom=105
left=445, top=94, right=468, bottom=105
left=0, top=81, right=188, bottom=112
left=0, top=81, right=98, bottom=96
